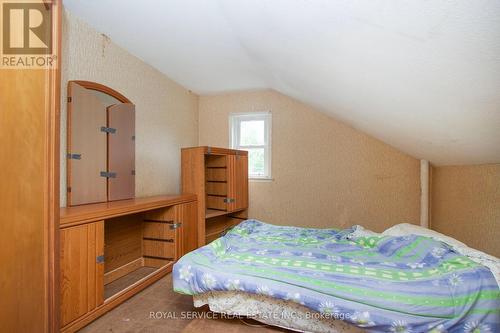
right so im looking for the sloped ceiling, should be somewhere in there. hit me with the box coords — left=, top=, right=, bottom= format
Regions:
left=63, top=0, right=500, bottom=165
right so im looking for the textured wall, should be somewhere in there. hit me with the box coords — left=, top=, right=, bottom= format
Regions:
left=63, top=1, right=500, bottom=167
left=199, top=90, right=420, bottom=231
left=431, top=164, right=500, bottom=257
left=60, top=10, right=198, bottom=207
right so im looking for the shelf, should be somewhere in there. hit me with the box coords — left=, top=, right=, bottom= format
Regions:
left=205, top=226, right=228, bottom=242
left=205, top=209, right=228, bottom=219
left=205, top=217, right=242, bottom=243
left=104, top=266, right=157, bottom=300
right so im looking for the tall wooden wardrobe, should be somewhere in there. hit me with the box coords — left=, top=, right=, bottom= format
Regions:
left=0, top=1, right=62, bottom=332
left=182, top=146, right=249, bottom=248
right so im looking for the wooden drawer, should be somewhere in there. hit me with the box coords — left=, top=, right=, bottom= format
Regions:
left=206, top=195, right=227, bottom=210
left=143, top=221, right=176, bottom=240
left=206, top=182, right=227, bottom=196
left=205, top=155, right=227, bottom=167
left=206, top=168, right=226, bottom=181
left=143, top=239, right=175, bottom=259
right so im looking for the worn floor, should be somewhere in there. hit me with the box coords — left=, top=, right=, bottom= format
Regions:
left=79, top=273, right=288, bottom=333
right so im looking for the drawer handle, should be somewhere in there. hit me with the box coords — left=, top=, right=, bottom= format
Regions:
left=169, top=223, right=182, bottom=230
left=96, top=255, right=105, bottom=264
left=223, top=198, right=235, bottom=203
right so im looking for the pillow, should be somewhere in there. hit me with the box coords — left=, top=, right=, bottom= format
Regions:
left=382, top=223, right=467, bottom=248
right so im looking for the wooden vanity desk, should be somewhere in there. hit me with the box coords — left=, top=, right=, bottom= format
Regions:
left=59, top=194, right=197, bottom=332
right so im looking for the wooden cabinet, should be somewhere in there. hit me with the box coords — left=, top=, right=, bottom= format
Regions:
left=182, top=146, right=249, bottom=246
left=0, top=3, right=61, bottom=332
left=67, top=81, right=136, bottom=206
left=142, top=206, right=181, bottom=268
left=67, top=82, right=108, bottom=206
left=228, top=154, right=249, bottom=212
left=59, top=195, right=197, bottom=332
left=60, top=222, right=104, bottom=327
left=141, top=201, right=198, bottom=262
left=107, top=103, right=136, bottom=201
left=176, top=201, right=198, bottom=255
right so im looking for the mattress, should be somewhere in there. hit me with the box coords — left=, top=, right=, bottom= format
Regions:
left=173, top=220, right=500, bottom=333
left=194, top=291, right=364, bottom=333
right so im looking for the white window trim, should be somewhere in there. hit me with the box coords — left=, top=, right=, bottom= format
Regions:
left=229, top=111, right=272, bottom=180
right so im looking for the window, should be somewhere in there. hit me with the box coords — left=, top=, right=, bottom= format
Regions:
left=229, top=112, right=272, bottom=179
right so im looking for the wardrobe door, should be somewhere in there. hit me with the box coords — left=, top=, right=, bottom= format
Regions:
left=175, top=201, right=198, bottom=256
left=60, top=221, right=104, bottom=327
left=227, top=154, right=249, bottom=212
left=107, top=103, right=135, bottom=201
left=67, top=82, right=107, bottom=205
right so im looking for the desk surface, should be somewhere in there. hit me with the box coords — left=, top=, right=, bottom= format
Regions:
left=60, top=194, right=197, bottom=227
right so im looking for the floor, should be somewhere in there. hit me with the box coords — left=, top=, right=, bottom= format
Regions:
left=79, top=273, right=288, bottom=333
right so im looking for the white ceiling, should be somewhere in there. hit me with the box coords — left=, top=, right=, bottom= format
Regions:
left=64, top=0, right=500, bottom=165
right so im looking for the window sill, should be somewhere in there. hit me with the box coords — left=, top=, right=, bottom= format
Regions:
left=249, top=177, right=274, bottom=182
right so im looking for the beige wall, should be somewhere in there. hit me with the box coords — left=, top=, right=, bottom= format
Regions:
left=199, top=90, right=420, bottom=231
left=431, top=164, right=500, bottom=257
left=60, top=10, right=198, bottom=207
left=61, top=11, right=497, bottom=255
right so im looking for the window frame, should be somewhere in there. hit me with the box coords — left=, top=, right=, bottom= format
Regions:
left=229, top=111, right=272, bottom=180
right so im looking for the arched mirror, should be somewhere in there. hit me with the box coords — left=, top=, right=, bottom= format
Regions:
left=67, top=81, right=135, bottom=206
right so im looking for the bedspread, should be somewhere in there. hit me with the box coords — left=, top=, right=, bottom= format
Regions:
left=173, top=220, right=499, bottom=332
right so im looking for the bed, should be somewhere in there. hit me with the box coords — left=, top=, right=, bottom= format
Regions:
left=173, top=220, right=500, bottom=333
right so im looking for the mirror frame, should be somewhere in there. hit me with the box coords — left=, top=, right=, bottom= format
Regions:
left=69, top=80, right=132, bottom=104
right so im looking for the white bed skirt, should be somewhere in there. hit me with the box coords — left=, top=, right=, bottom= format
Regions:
left=193, top=291, right=365, bottom=333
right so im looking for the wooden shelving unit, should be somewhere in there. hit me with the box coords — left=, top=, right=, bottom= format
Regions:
left=182, top=146, right=249, bottom=246
left=59, top=195, right=197, bottom=332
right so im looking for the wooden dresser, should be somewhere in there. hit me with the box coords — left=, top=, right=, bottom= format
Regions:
left=59, top=195, right=197, bottom=332
left=182, top=146, right=249, bottom=246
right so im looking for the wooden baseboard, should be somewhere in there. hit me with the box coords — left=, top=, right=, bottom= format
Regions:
left=61, top=262, right=173, bottom=333
left=104, top=257, right=144, bottom=285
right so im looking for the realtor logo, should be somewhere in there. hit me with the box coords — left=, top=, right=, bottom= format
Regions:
left=1, top=1, right=56, bottom=68
left=2, top=2, right=52, bottom=54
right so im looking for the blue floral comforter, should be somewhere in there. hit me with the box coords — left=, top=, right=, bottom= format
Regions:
left=173, top=220, right=499, bottom=332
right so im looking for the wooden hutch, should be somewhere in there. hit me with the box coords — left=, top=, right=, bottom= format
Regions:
left=182, top=146, right=249, bottom=246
